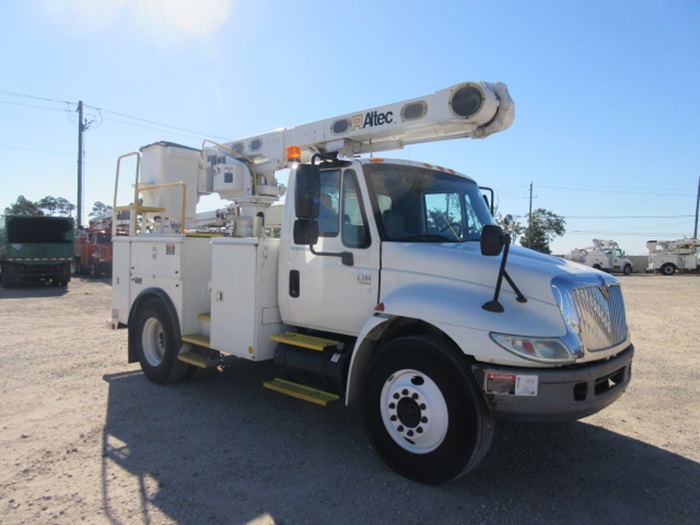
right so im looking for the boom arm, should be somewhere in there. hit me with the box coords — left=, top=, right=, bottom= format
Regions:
left=209, top=81, right=514, bottom=176
left=122, top=81, right=515, bottom=233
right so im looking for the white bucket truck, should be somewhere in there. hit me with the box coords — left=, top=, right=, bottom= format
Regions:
left=111, top=82, right=633, bottom=484
left=647, top=238, right=700, bottom=275
left=568, top=239, right=634, bottom=275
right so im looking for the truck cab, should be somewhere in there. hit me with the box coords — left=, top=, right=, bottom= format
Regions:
left=279, top=158, right=494, bottom=335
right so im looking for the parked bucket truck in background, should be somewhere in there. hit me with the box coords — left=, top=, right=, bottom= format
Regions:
left=647, top=238, right=700, bottom=275
left=75, top=215, right=116, bottom=276
left=0, top=214, right=74, bottom=287
left=568, top=239, right=634, bottom=275
left=111, top=81, right=634, bottom=484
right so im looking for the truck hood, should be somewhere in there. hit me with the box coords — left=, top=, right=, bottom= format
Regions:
left=380, top=241, right=608, bottom=305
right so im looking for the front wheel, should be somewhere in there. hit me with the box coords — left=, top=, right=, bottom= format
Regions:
left=623, top=264, right=633, bottom=275
left=133, top=297, right=189, bottom=384
left=362, top=336, right=494, bottom=484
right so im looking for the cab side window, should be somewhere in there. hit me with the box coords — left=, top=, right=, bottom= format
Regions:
left=341, top=170, right=370, bottom=249
left=318, top=170, right=340, bottom=237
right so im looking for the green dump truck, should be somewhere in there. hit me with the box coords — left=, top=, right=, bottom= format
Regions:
left=0, top=215, right=74, bottom=287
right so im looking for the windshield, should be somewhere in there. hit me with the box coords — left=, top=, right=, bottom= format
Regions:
left=364, top=162, right=494, bottom=242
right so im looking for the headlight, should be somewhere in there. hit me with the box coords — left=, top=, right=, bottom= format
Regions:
left=490, top=333, right=578, bottom=364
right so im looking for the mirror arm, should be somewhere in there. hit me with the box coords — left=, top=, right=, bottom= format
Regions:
left=309, top=244, right=354, bottom=266
left=482, top=234, right=527, bottom=312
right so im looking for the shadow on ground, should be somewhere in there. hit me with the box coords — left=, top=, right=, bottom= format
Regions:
left=102, top=362, right=699, bottom=525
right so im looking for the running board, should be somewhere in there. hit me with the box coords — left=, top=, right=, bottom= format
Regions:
left=271, top=332, right=339, bottom=352
left=178, top=350, right=225, bottom=369
left=263, top=378, right=339, bottom=406
left=182, top=333, right=211, bottom=348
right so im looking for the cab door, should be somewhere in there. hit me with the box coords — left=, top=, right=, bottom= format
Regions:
left=281, top=167, right=380, bottom=336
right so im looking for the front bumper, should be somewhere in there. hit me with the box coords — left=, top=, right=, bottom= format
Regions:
left=471, top=345, right=634, bottom=422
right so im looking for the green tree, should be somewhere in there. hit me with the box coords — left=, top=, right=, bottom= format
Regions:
left=53, top=197, right=75, bottom=217
left=37, top=196, right=58, bottom=215
left=36, top=196, right=75, bottom=216
left=90, top=201, right=113, bottom=218
left=4, top=195, right=44, bottom=216
left=519, top=208, right=566, bottom=254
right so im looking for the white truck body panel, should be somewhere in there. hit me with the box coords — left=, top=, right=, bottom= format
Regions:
left=210, top=237, right=285, bottom=360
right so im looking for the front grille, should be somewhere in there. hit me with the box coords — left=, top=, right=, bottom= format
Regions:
left=572, top=284, right=627, bottom=352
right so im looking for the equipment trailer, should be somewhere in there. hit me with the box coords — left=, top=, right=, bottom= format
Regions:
left=111, top=81, right=633, bottom=483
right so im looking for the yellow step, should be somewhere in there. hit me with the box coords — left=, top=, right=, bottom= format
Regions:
left=178, top=351, right=210, bottom=368
left=182, top=333, right=211, bottom=348
left=271, top=332, right=339, bottom=352
left=263, top=378, right=339, bottom=406
left=197, top=312, right=211, bottom=321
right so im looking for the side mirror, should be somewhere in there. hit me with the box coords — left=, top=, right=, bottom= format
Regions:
left=295, top=164, right=320, bottom=219
left=293, top=219, right=319, bottom=246
left=481, top=225, right=505, bottom=256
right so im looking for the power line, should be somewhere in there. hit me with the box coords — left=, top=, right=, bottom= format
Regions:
left=566, top=215, right=694, bottom=219
left=537, top=184, right=692, bottom=197
left=0, top=100, right=72, bottom=112
left=0, top=90, right=72, bottom=105
left=0, top=144, right=74, bottom=156
left=97, top=107, right=229, bottom=140
left=1, top=89, right=228, bottom=141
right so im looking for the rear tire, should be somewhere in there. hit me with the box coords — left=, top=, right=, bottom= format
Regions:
left=133, top=297, right=189, bottom=384
left=660, top=263, right=676, bottom=276
left=362, top=336, right=494, bottom=484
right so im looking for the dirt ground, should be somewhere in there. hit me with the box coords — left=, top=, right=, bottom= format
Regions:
left=0, top=274, right=698, bottom=525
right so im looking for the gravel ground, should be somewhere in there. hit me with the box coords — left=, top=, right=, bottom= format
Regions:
left=0, top=274, right=698, bottom=525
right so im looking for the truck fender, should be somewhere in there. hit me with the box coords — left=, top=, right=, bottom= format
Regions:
left=345, top=315, right=390, bottom=405
left=127, top=288, right=182, bottom=364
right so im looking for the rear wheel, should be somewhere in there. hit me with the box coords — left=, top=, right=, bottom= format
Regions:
left=362, top=336, right=494, bottom=484
left=1, top=263, right=15, bottom=287
left=133, top=298, right=189, bottom=384
left=660, top=263, right=676, bottom=276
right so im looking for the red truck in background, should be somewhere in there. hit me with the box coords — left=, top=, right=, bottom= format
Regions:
left=74, top=213, right=129, bottom=276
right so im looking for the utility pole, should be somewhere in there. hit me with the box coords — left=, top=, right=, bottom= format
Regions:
left=77, top=100, right=85, bottom=228
left=694, top=174, right=699, bottom=239
left=527, top=182, right=533, bottom=248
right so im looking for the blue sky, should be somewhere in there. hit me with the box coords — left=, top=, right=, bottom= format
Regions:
left=1, top=0, right=698, bottom=255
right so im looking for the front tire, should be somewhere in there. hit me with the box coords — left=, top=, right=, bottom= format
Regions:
left=362, top=336, right=494, bottom=484
left=623, top=264, right=632, bottom=275
left=133, top=297, right=189, bottom=384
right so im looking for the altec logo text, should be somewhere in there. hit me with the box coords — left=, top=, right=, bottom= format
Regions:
left=351, top=111, right=394, bottom=130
